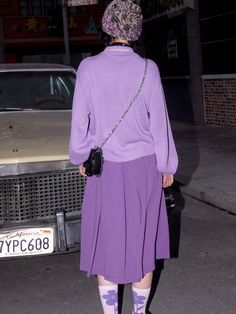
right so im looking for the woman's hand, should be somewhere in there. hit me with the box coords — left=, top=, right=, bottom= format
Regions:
left=79, top=164, right=87, bottom=177
left=162, top=173, right=174, bottom=188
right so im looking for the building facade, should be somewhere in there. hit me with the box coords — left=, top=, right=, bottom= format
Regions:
left=142, top=0, right=236, bottom=127
left=1, top=0, right=235, bottom=127
left=0, top=0, right=105, bottom=67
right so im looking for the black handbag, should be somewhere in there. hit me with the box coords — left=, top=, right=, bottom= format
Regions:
left=164, top=187, right=175, bottom=225
left=164, top=187, right=175, bottom=211
left=83, top=59, right=148, bottom=177
left=83, top=147, right=103, bottom=177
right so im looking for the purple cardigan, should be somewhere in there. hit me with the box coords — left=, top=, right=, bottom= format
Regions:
left=69, top=46, right=178, bottom=174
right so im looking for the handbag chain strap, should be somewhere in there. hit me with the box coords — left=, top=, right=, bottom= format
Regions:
left=100, top=58, right=148, bottom=149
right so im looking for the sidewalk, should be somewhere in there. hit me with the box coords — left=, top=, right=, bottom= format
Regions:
left=171, top=121, right=236, bottom=214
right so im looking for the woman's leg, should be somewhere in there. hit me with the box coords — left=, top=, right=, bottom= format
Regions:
left=132, top=272, right=153, bottom=314
left=97, top=275, right=119, bottom=314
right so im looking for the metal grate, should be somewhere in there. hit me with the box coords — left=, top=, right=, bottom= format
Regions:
left=0, top=169, right=85, bottom=223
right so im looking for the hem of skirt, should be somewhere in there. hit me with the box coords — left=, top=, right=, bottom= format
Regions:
left=80, top=257, right=170, bottom=284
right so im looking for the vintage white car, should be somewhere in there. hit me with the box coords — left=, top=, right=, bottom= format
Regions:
left=0, top=63, right=85, bottom=258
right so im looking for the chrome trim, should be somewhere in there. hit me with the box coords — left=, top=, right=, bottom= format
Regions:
left=56, top=212, right=67, bottom=252
left=0, top=160, right=78, bottom=177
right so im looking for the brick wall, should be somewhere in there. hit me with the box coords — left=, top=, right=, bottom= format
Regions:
left=203, top=75, right=236, bottom=127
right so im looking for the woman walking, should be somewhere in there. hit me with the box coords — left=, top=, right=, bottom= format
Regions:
left=69, top=1, right=178, bottom=313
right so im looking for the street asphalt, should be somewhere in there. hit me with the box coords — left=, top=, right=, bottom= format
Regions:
left=0, top=194, right=235, bottom=314
left=172, top=121, right=236, bottom=214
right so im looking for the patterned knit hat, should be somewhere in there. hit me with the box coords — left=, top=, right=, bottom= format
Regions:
left=102, top=0, right=143, bottom=41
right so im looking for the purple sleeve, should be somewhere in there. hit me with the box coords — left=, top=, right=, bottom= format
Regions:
left=69, top=61, right=93, bottom=165
left=149, top=62, right=178, bottom=174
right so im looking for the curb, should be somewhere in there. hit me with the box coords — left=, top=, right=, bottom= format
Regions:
left=178, top=182, right=236, bottom=215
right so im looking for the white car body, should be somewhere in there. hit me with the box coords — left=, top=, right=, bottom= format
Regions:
left=0, top=64, right=84, bottom=259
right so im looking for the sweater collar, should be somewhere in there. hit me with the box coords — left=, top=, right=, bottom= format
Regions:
left=104, top=46, right=134, bottom=53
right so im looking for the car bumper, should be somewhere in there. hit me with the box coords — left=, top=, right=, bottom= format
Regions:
left=0, top=212, right=81, bottom=259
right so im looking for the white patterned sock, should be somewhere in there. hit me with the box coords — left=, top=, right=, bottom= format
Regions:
left=132, top=286, right=151, bottom=314
left=98, top=285, right=118, bottom=314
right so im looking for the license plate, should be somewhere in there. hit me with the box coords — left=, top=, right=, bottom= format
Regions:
left=0, top=228, right=54, bottom=258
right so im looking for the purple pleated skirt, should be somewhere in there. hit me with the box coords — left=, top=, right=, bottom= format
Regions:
left=80, top=154, right=170, bottom=284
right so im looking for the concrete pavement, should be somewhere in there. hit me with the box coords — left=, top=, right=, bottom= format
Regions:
left=172, top=121, right=236, bottom=214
